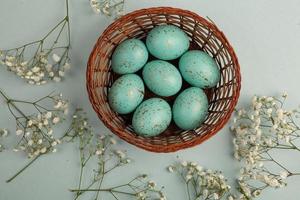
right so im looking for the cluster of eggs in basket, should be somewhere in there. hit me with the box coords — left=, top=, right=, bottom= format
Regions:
left=108, top=25, right=221, bottom=137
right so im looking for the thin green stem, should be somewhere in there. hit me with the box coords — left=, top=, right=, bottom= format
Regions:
left=70, top=188, right=136, bottom=196
left=42, top=18, right=67, bottom=41
left=186, top=181, right=191, bottom=200
left=0, top=89, right=10, bottom=101
left=4, top=40, right=42, bottom=52
left=6, top=154, right=41, bottom=183
left=66, top=0, right=71, bottom=47
left=0, top=89, right=28, bottom=119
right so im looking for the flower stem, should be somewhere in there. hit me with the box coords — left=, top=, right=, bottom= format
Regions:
left=66, top=0, right=71, bottom=47
left=6, top=154, right=41, bottom=183
left=0, top=89, right=9, bottom=101
left=0, top=89, right=28, bottom=119
left=69, top=188, right=136, bottom=196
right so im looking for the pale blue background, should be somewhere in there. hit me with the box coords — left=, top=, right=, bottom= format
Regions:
left=1, top=0, right=300, bottom=200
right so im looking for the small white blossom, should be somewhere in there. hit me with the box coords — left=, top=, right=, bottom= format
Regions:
left=52, top=53, right=61, bottom=62
left=279, top=171, right=289, bottom=179
left=148, top=180, right=156, bottom=188
left=52, top=117, right=60, bottom=124
left=167, top=166, right=174, bottom=173
left=40, top=147, right=47, bottom=153
left=95, top=149, right=103, bottom=155
left=16, top=129, right=23, bottom=136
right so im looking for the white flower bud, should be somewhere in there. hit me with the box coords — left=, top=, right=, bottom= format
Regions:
left=28, top=140, right=34, bottom=146
left=63, top=62, right=71, bottom=70
left=52, top=117, right=60, bottom=124
left=51, top=141, right=58, bottom=147
left=52, top=53, right=61, bottom=62
left=167, top=166, right=174, bottom=173
left=5, top=61, right=13, bottom=67
left=185, top=174, right=192, bottom=182
left=48, top=129, right=53, bottom=135
left=32, top=67, right=40, bottom=73
left=181, top=161, right=188, bottom=167
left=45, top=112, right=52, bottom=119
left=54, top=101, right=63, bottom=109
left=49, top=72, right=54, bottom=77
left=95, top=149, right=103, bottom=155
left=280, top=171, right=289, bottom=179
left=40, top=147, right=47, bottom=153
left=148, top=180, right=156, bottom=188
left=16, top=129, right=23, bottom=136
left=58, top=70, right=65, bottom=77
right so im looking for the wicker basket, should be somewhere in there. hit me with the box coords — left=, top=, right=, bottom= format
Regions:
left=86, top=7, right=241, bottom=153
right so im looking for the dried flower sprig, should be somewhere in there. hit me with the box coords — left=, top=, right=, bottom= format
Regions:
left=231, top=93, right=300, bottom=199
left=0, top=89, right=70, bottom=182
left=90, top=0, right=125, bottom=18
left=0, top=128, right=9, bottom=152
left=168, top=161, right=235, bottom=200
left=0, top=89, right=68, bottom=158
left=71, top=174, right=166, bottom=200
left=0, top=0, right=71, bottom=85
left=69, top=111, right=165, bottom=200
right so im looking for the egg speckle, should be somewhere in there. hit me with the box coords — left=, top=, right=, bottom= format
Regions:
left=108, top=74, right=144, bottom=114
left=132, top=98, right=172, bottom=137
left=112, top=38, right=148, bottom=74
left=142, top=60, right=182, bottom=97
left=172, top=87, right=208, bottom=130
left=179, top=50, right=221, bottom=88
left=146, top=25, right=190, bottom=60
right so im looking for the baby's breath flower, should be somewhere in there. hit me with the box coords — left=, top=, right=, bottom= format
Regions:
left=0, top=90, right=68, bottom=159
left=181, top=161, right=188, bottom=167
left=231, top=94, right=300, bottom=199
left=169, top=161, right=234, bottom=200
left=167, top=165, right=174, bottom=173
left=16, top=129, right=23, bottom=136
left=89, top=0, right=125, bottom=19
left=67, top=111, right=165, bottom=200
left=148, top=180, right=156, bottom=189
left=0, top=0, right=71, bottom=85
left=52, top=53, right=61, bottom=63
left=0, top=128, right=9, bottom=152
left=95, top=149, right=103, bottom=155
left=115, top=150, right=126, bottom=158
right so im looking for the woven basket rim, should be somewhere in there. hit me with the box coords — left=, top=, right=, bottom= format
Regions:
left=86, top=6, right=241, bottom=153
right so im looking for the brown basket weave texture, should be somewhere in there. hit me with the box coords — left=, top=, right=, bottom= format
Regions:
left=86, top=7, right=241, bottom=153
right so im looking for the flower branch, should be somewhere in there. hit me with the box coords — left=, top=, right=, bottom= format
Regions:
left=168, top=161, right=235, bottom=200
left=0, top=88, right=70, bottom=182
left=89, top=0, right=125, bottom=18
left=68, top=111, right=165, bottom=200
left=0, top=0, right=71, bottom=85
left=231, top=93, right=300, bottom=199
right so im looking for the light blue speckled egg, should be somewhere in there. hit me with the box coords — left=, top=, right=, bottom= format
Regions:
left=108, top=74, right=144, bottom=114
left=173, top=87, right=208, bottom=130
left=179, top=50, right=221, bottom=88
left=146, top=25, right=190, bottom=60
left=132, top=98, right=172, bottom=137
left=142, top=60, right=182, bottom=97
left=111, top=38, right=148, bottom=74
